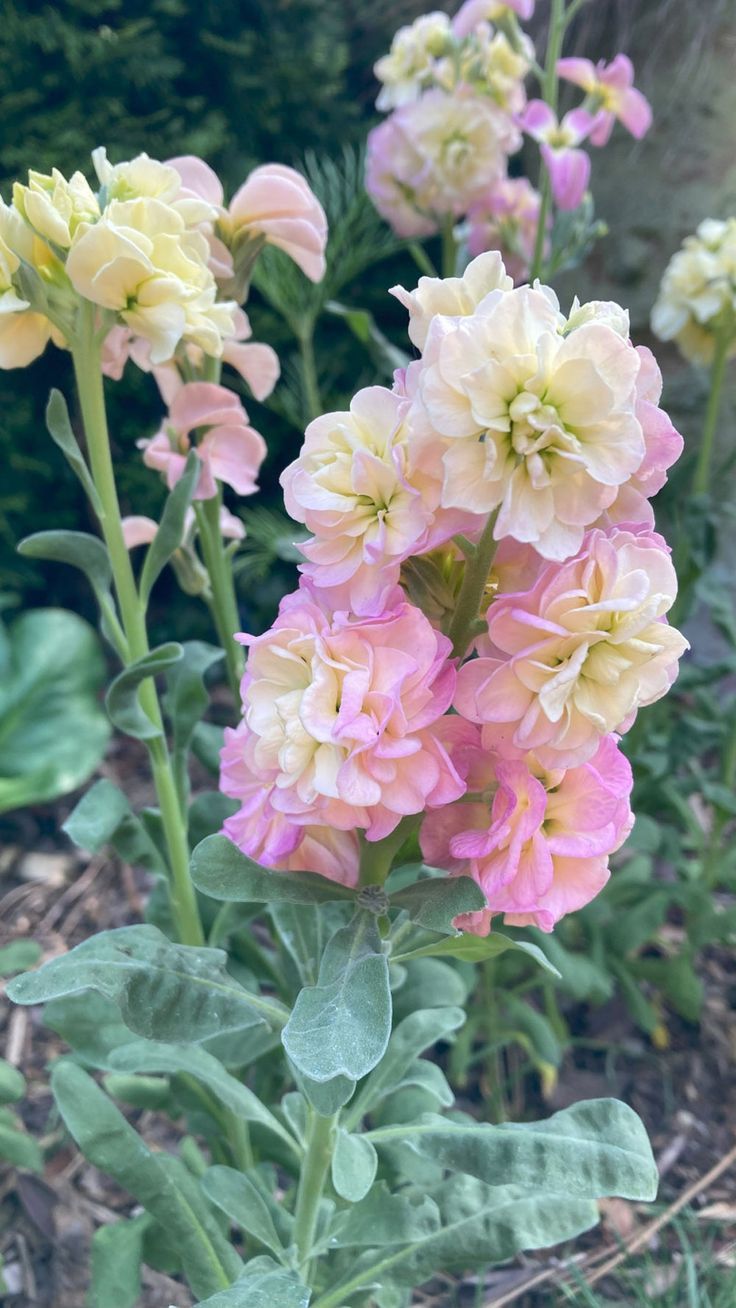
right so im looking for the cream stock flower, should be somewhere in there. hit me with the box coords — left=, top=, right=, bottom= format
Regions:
left=651, top=218, right=736, bottom=364
left=13, top=168, right=99, bottom=248
left=66, top=197, right=235, bottom=363
left=414, top=284, right=646, bottom=559
left=374, top=11, right=453, bottom=109
left=391, top=250, right=512, bottom=349
left=0, top=201, right=59, bottom=368
left=92, top=147, right=216, bottom=228
left=455, top=525, right=688, bottom=767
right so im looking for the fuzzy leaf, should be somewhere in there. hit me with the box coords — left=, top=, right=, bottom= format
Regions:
left=106, top=643, right=183, bottom=741
left=202, top=1167, right=291, bottom=1255
left=331, top=1129, right=377, bottom=1202
left=89, top=1214, right=150, bottom=1308
left=390, top=873, right=485, bottom=935
left=191, top=834, right=356, bottom=905
left=139, top=450, right=200, bottom=604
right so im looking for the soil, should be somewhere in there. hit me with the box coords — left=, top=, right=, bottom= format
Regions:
left=1, top=745, right=735, bottom=1308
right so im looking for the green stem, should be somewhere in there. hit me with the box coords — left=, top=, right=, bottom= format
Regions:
left=358, top=815, right=419, bottom=887
left=195, top=491, right=244, bottom=702
left=482, top=958, right=506, bottom=1123
left=530, top=0, right=566, bottom=283
left=71, top=306, right=204, bottom=947
left=298, top=325, right=322, bottom=424
left=293, top=1108, right=337, bottom=1273
left=694, top=329, right=731, bottom=496
left=441, top=216, right=458, bottom=279
left=408, top=241, right=438, bottom=278
left=447, top=510, right=499, bottom=659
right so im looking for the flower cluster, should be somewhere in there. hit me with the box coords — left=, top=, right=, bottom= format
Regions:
left=223, top=253, right=687, bottom=933
left=651, top=218, right=736, bottom=364
left=366, top=3, right=652, bottom=284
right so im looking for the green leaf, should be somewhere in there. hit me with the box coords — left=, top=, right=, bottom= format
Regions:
left=0, top=940, right=42, bottom=977
left=326, top=1183, right=440, bottom=1249
left=368, top=1099, right=659, bottom=1202
left=390, top=873, right=485, bottom=935
left=0, top=608, right=110, bottom=814
left=347, top=1007, right=464, bottom=1126
left=192, top=720, right=226, bottom=774
left=282, top=912, right=391, bottom=1083
left=317, top=1179, right=598, bottom=1303
left=0, top=1059, right=25, bottom=1105
left=45, top=388, right=103, bottom=515
left=164, top=640, right=222, bottom=756
left=191, top=834, right=356, bottom=906
left=43, top=992, right=136, bottom=1070
left=109, top=1041, right=299, bottom=1157
left=331, top=1128, right=377, bottom=1201
left=51, top=1062, right=240, bottom=1299
left=392, top=959, right=470, bottom=1019
left=18, top=530, right=112, bottom=609
left=106, top=643, right=183, bottom=741
left=89, top=1214, right=150, bottom=1308
left=0, top=1117, right=43, bottom=1172
left=202, top=1167, right=290, bottom=1256
left=196, top=1259, right=310, bottom=1308
left=102, top=1073, right=175, bottom=1112
left=8, top=925, right=288, bottom=1050
left=325, top=301, right=410, bottom=377
left=139, top=450, right=201, bottom=604
left=395, top=930, right=561, bottom=976
left=188, top=791, right=238, bottom=850
left=503, top=994, right=564, bottom=1070
left=63, top=779, right=168, bottom=877
left=293, top=1068, right=356, bottom=1115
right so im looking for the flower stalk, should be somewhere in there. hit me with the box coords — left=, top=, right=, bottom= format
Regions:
left=693, top=327, right=731, bottom=496
left=194, top=490, right=245, bottom=701
left=293, top=1108, right=338, bottom=1274
left=530, top=0, right=567, bottom=281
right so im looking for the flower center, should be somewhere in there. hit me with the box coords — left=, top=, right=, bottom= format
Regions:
left=508, top=389, right=561, bottom=456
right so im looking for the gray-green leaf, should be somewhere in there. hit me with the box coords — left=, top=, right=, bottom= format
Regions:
left=390, top=873, right=485, bottom=935
left=202, top=1166, right=291, bottom=1256
left=331, top=1129, right=377, bottom=1202
left=106, top=643, right=183, bottom=740
left=191, top=834, right=356, bottom=905
left=45, top=388, right=104, bottom=515
left=139, top=450, right=201, bottom=604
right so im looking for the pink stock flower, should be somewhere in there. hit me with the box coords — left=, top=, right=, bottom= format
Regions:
left=600, top=346, right=683, bottom=527
left=121, top=505, right=244, bottom=550
left=169, top=156, right=328, bottom=283
left=281, top=385, right=469, bottom=616
left=421, top=733, right=632, bottom=932
left=413, top=284, right=647, bottom=559
left=520, top=100, right=592, bottom=210
left=452, top=0, right=535, bottom=36
left=139, top=381, right=266, bottom=500
left=466, top=176, right=546, bottom=281
left=455, top=525, right=688, bottom=768
left=557, top=54, right=652, bottom=146
left=233, top=587, right=464, bottom=842
left=366, top=89, right=520, bottom=238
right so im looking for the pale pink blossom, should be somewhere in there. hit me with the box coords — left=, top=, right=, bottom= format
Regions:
left=557, top=55, right=652, bottom=146
left=391, top=251, right=512, bottom=350
left=414, top=284, right=646, bottom=559
left=233, top=587, right=464, bottom=842
left=421, top=734, right=632, bottom=932
left=520, top=100, right=592, bottom=211
left=466, top=176, right=546, bottom=281
left=455, top=525, right=688, bottom=768
left=281, top=386, right=469, bottom=615
left=452, top=0, right=534, bottom=37
left=220, top=722, right=360, bottom=883
left=600, top=346, right=683, bottom=526
left=139, top=381, right=266, bottom=500
left=366, top=89, right=520, bottom=238
left=121, top=505, right=244, bottom=550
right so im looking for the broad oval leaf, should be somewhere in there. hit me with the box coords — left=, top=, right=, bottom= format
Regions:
left=191, top=834, right=356, bottom=906
left=195, top=1258, right=310, bottom=1308
left=345, top=1006, right=464, bottom=1127
left=163, top=640, right=223, bottom=756
left=331, top=1128, right=377, bottom=1202
left=390, top=873, right=485, bottom=935
left=106, top=643, right=183, bottom=740
left=326, top=1182, right=440, bottom=1249
left=0, top=608, right=110, bottom=815
left=282, top=912, right=391, bottom=1084
left=63, top=778, right=168, bottom=877
left=18, top=530, right=111, bottom=605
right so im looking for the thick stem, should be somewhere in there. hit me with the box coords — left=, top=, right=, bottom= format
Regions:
left=293, top=1108, right=337, bottom=1272
left=71, top=309, right=204, bottom=946
left=195, top=492, right=244, bottom=702
left=694, top=330, right=731, bottom=496
left=441, top=216, right=458, bottom=279
left=298, top=326, right=322, bottom=424
left=358, top=815, right=419, bottom=888
left=530, top=0, right=566, bottom=282
left=447, top=510, right=499, bottom=660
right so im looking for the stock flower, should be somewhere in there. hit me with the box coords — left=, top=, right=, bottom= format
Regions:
left=374, top=11, right=453, bottom=110
left=121, top=505, right=245, bottom=549
left=12, top=167, right=99, bottom=248
left=651, top=219, right=736, bottom=365
left=92, top=148, right=216, bottom=227
left=455, top=525, right=687, bottom=767
left=466, top=176, right=545, bottom=281
left=452, top=0, right=535, bottom=36
left=221, top=724, right=361, bottom=883
left=281, top=385, right=470, bottom=614
left=391, top=250, right=512, bottom=349
left=234, top=588, right=464, bottom=841
left=557, top=54, right=652, bottom=146
left=601, top=346, right=683, bottom=526
left=415, top=284, right=646, bottom=558
left=520, top=101, right=591, bottom=211
left=66, top=197, right=236, bottom=363
left=421, top=733, right=632, bottom=932
left=140, top=381, right=266, bottom=499
left=366, top=89, right=520, bottom=238
left=0, top=228, right=52, bottom=368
